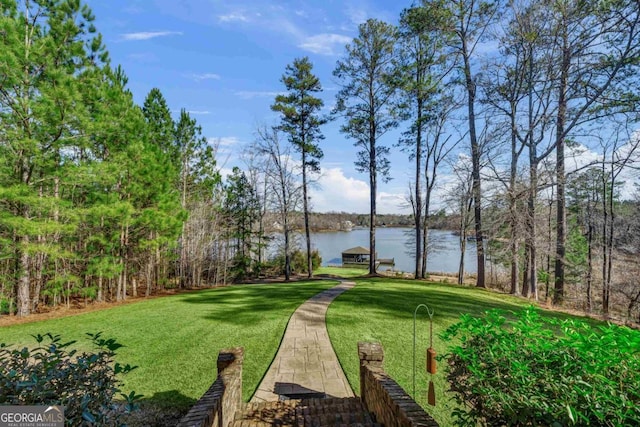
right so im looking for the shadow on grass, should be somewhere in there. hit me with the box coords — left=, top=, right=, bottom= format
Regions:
left=142, top=389, right=196, bottom=409
left=175, top=277, right=589, bottom=330
left=327, top=277, right=594, bottom=325
left=123, top=390, right=195, bottom=427
left=177, top=281, right=337, bottom=325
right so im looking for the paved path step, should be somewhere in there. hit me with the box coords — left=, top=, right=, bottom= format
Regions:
left=251, top=281, right=356, bottom=403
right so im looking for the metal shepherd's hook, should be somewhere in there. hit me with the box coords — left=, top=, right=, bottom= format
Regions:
left=413, top=303, right=434, bottom=398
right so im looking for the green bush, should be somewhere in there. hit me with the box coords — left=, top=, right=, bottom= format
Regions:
left=290, top=249, right=322, bottom=274
left=442, top=307, right=640, bottom=426
left=268, top=249, right=322, bottom=276
left=0, top=297, right=11, bottom=315
left=0, top=333, right=141, bottom=426
left=229, top=252, right=253, bottom=282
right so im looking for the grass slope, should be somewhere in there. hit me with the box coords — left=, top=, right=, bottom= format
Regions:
left=326, top=278, right=592, bottom=426
left=316, top=266, right=370, bottom=278
left=0, top=280, right=336, bottom=409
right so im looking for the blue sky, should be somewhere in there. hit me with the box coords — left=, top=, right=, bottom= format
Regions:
left=85, top=0, right=422, bottom=214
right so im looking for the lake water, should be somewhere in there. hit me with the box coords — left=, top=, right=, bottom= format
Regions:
left=309, top=227, right=477, bottom=274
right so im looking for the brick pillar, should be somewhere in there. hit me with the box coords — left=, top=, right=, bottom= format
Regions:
left=177, top=347, right=244, bottom=427
left=217, top=347, right=243, bottom=427
left=358, top=341, right=384, bottom=411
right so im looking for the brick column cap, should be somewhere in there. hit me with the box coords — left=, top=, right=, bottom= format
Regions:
left=358, top=341, right=384, bottom=363
left=217, top=347, right=244, bottom=373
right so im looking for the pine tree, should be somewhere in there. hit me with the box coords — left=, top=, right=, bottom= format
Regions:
left=0, top=0, right=106, bottom=315
left=224, top=167, right=260, bottom=281
left=333, top=19, right=400, bottom=275
left=272, top=57, right=326, bottom=278
left=396, top=4, right=450, bottom=279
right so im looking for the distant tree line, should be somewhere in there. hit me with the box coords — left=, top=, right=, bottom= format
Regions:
left=327, top=0, right=640, bottom=322
left=1, top=0, right=271, bottom=316
left=3, top=0, right=640, bottom=323
left=251, top=0, right=640, bottom=322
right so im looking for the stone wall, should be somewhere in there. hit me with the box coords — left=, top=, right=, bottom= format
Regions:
left=358, top=342, right=439, bottom=427
left=177, top=347, right=243, bottom=427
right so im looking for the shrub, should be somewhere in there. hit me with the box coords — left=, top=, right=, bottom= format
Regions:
left=268, top=249, right=322, bottom=276
left=0, top=332, right=141, bottom=425
left=229, top=253, right=253, bottom=282
left=442, top=307, right=640, bottom=426
left=290, top=249, right=322, bottom=274
left=0, top=297, right=11, bottom=315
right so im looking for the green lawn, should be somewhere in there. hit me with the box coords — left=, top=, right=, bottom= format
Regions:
left=315, top=265, right=369, bottom=278
left=326, top=277, right=594, bottom=426
left=0, top=280, right=337, bottom=409
left=1, top=273, right=602, bottom=425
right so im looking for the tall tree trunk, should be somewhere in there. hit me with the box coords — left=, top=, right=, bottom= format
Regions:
left=528, top=162, right=539, bottom=300
left=32, top=252, right=45, bottom=312
left=586, top=222, right=593, bottom=312
left=462, top=41, right=485, bottom=288
left=527, top=47, right=538, bottom=301
left=415, top=97, right=423, bottom=279
left=180, top=157, right=189, bottom=288
left=522, top=245, right=530, bottom=297
left=602, top=166, right=615, bottom=317
left=302, top=150, right=313, bottom=278
left=421, top=211, right=429, bottom=279
left=546, top=197, right=553, bottom=301
left=156, top=245, right=162, bottom=290
left=281, top=157, right=291, bottom=282
left=458, top=201, right=468, bottom=285
left=15, top=0, right=33, bottom=317
left=258, top=176, right=268, bottom=267
left=146, top=232, right=154, bottom=297
left=369, top=137, right=377, bottom=275
left=509, top=112, right=519, bottom=295
left=16, top=236, right=31, bottom=317
left=180, top=222, right=188, bottom=288
left=553, top=26, right=569, bottom=305
left=33, top=182, right=46, bottom=312
left=97, top=275, right=103, bottom=302
left=284, top=228, right=291, bottom=281
left=116, top=262, right=122, bottom=302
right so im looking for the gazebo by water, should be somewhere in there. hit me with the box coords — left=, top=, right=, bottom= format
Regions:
left=341, top=246, right=395, bottom=270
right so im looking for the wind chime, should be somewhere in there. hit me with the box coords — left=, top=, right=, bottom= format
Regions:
left=413, top=303, right=436, bottom=406
left=426, top=308, right=436, bottom=406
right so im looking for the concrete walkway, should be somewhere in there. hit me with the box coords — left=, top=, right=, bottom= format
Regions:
left=251, top=281, right=355, bottom=402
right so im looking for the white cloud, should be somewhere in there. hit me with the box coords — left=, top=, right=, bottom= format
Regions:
left=218, top=12, right=250, bottom=23
left=566, top=144, right=601, bottom=173
left=309, top=168, right=409, bottom=214
left=235, top=90, right=282, bottom=100
left=215, top=5, right=351, bottom=56
left=187, top=110, right=211, bottom=115
left=120, top=31, right=183, bottom=41
left=189, top=73, right=221, bottom=81
left=208, top=136, right=243, bottom=148
left=298, top=33, right=352, bottom=56
left=218, top=167, right=235, bottom=179
left=345, top=4, right=368, bottom=27
left=378, top=191, right=409, bottom=213
left=207, top=137, right=243, bottom=168
left=340, top=1, right=396, bottom=32
left=310, top=168, right=369, bottom=212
